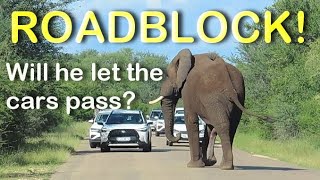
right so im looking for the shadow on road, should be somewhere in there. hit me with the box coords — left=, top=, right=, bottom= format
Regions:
left=235, top=166, right=305, bottom=171
left=73, top=148, right=189, bottom=155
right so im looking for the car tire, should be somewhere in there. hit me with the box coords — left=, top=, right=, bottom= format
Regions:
left=166, top=140, right=173, bottom=146
left=100, top=146, right=110, bottom=152
left=90, top=142, right=97, bottom=148
left=143, top=142, right=152, bottom=152
left=155, top=132, right=160, bottom=136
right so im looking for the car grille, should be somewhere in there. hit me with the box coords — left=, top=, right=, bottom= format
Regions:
left=108, top=129, right=139, bottom=143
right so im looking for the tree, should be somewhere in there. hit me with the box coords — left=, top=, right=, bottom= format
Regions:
left=0, top=0, right=77, bottom=149
left=231, top=0, right=320, bottom=139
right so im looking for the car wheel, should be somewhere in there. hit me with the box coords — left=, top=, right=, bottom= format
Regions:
left=155, top=132, right=160, bottom=136
left=143, top=142, right=152, bottom=152
left=166, top=140, right=173, bottom=146
left=90, top=142, right=97, bottom=148
left=100, top=145, right=110, bottom=152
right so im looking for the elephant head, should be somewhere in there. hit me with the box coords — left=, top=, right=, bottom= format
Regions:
left=149, top=49, right=193, bottom=142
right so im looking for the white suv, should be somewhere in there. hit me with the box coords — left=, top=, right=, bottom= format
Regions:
left=166, top=114, right=205, bottom=146
left=89, top=109, right=112, bottom=148
left=155, top=108, right=184, bottom=136
left=100, top=109, right=152, bottom=152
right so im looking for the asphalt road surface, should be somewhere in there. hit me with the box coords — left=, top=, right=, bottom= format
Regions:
left=51, top=135, right=320, bottom=180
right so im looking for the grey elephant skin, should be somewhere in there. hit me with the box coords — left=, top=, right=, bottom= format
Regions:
left=150, top=49, right=270, bottom=170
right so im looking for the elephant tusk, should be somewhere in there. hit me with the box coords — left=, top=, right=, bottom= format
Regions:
left=149, top=96, right=164, bottom=105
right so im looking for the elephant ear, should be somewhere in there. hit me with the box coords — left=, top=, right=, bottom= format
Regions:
left=170, top=49, right=192, bottom=90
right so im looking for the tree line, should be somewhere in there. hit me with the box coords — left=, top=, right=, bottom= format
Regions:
left=231, top=0, right=320, bottom=140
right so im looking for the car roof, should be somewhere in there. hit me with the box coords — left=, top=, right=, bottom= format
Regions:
left=175, top=114, right=184, bottom=117
left=175, top=107, right=184, bottom=110
left=97, top=109, right=113, bottom=114
left=151, top=109, right=162, bottom=112
left=111, top=109, right=141, bottom=114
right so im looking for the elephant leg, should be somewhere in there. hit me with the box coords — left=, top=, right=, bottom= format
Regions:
left=185, top=111, right=205, bottom=168
left=229, top=107, right=242, bottom=147
left=207, top=127, right=217, bottom=165
left=207, top=105, right=234, bottom=170
left=201, top=124, right=217, bottom=166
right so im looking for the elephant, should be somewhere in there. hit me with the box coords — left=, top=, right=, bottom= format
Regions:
left=149, top=49, right=271, bottom=170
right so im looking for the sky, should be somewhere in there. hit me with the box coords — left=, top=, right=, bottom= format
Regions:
left=62, top=0, right=275, bottom=59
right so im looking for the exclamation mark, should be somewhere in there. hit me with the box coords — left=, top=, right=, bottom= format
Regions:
left=298, top=11, right=305, bottom=44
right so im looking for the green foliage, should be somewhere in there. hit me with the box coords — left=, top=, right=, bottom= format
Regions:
left=233, top=0, right=320, bottom=139
left=0, top=0, right=77, bottom=149
left=0, top=121, right=89, bottom=179
left=234, top=132, right=320, bottom=169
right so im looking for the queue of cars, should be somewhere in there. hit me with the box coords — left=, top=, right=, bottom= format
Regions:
left=88, top=107, right=206, bottom=152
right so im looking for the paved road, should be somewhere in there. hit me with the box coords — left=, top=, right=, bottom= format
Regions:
left=51, top=135, right=319, bottom=180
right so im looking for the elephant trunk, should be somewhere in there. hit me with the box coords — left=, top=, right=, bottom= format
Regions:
left=161, top=97, right=181, bottom=142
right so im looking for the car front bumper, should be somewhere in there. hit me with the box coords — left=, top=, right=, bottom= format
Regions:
left=89, top=131, right=101, bottom=143
left=173, top=132, right=205, bottom=142
left=101, top=129, right=150, bottom=147
left=101, top=141, right=149, bottom=148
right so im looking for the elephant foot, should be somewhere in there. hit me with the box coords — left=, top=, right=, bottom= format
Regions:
left=203, top=158, right=217, bottom=166
left=219, top=161, right=234, bottom=170
left=187, top=159, right=205, bottom=168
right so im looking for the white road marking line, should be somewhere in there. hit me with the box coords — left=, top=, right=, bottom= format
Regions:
left=252, top=154, right=278, bottom=161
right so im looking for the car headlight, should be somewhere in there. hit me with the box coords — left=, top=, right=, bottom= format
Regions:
left=137, top=127, right=148, bottom=132
left=90, top=128, right=100, bottom=133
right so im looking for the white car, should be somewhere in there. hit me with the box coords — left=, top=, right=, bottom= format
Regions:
left=155, top=113, right=164, bottom=136
left=175, top=107, right=184, bottom=115
left=146, top=109, right=162, bottom=131
left=166, top=114, right=205, bottom=146
left=100, top=109, right=152, bottom=152
left=155, top=108, right=184, bottom=136
left=89, top=109, right=113, bottom=148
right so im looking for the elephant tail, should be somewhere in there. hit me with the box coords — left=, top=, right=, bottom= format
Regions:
left=232, top=97, right=274, bottom=122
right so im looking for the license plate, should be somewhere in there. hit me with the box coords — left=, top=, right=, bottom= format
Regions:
left=116, top=137, right=131, bottom=142
left=181, top=134, right=188, bottom=138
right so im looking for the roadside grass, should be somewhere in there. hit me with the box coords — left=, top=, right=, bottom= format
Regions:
left=234, top=132, right=320, bottom=169
left=0, top=122, right=90, bottom=180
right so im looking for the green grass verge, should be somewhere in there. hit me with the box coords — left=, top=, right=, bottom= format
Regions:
left=234, top=132, right=320, bottom=169
left=0, top=121, right=90, bottom=180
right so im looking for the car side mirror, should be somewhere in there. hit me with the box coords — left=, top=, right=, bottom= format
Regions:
left=88, top=119, right=94, bottom=123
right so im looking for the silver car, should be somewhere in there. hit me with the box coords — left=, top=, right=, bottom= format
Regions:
left=89, top=109, right=112, bottom=148
left=100, top=109, right=152, bottom=152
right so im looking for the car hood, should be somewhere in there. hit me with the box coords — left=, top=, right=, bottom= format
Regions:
left=103, top=124, right=148, bottom=130
left=174, top=124, right=205, bottom=132
left=174, top=124, right=186, bottom=131
left=91, top=123, right=103, bottom=129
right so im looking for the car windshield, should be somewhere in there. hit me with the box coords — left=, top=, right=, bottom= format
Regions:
left=96, top=114, right=110, bottom=123
left=174, top=116, right=204, bottom=125
left=175, top=110, right=184, bottom=115
left=159, top=113, right=164, bottom=119
left=150, top=111, right=161, bottom=118
left=106, top=113, right=144, bottom=124
left=174, top=116, right=185, bottom=124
